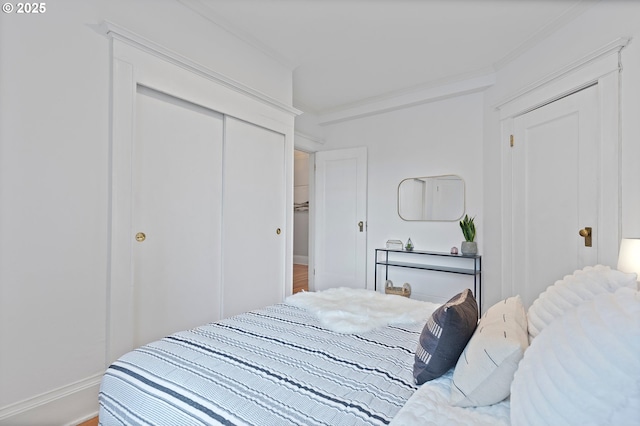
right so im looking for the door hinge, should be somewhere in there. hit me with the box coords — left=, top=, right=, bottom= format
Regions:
left=510, top=134, right=514, bottom=147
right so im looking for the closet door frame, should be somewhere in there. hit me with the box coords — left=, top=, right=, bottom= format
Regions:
left=497, top=39, right=626, bottom=299
left=106, top=26, right=298, bottom=364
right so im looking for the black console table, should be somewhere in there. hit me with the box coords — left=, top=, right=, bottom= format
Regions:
left=375, top=248, right=482, bottom=314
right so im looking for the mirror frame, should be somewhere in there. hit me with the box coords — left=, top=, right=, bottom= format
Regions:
left=397, top=174, right=466, bottom=222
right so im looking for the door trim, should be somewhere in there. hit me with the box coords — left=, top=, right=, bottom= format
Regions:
left=293, top=133, right=325, bottom=292
left=495, top=38, right=628, bottom=117
left=100, top=21, right=302, bottom=117
left=499, top=48, right=622, bottom=299
left=107, top=37, right=296, bottom=364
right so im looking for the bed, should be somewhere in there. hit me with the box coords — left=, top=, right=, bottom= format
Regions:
left=99, top=265, right=639, bottom=425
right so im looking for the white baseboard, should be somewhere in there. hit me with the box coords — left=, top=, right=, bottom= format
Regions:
left=293, top=255, right=308, bottom=265
left=0, top=373, right=102, bottom=426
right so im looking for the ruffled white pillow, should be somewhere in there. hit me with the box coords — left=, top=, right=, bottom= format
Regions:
left=527, top=265, right=637, bottom=341
left=511, top=287, right=640, bottom=426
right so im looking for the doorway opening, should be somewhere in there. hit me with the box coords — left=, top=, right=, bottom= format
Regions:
left=293, top=150, right=310, bottom=293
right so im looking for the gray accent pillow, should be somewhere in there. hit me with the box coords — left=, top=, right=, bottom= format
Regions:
left=413, top=289, right=478, bottom=385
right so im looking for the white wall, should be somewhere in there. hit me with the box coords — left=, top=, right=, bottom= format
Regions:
left=302, top=1, right=640, bottom=310
left=313, top=1, right=640, bottom=309
left=3, top=0, right=638, bottom=423
left=320, top=93, right=484, bottom=303
left=0, top=1, right=292, bottom=424
left=482, top=0, right=640, bottom=308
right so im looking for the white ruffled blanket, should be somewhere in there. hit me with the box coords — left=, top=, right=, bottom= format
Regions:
left=285, top=287, right=439, bottom=333
left=390, top=370, right=511, bottom=426
left=286, top=288, right=514, bottom=425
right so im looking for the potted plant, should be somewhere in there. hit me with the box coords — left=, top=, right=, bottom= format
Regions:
left=459, top=214, right=477, bottom=255
left=405, top=238, right=414, bottom=251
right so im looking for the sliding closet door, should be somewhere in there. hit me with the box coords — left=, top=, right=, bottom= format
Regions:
left=132, top=86, right=223, bottom=346
left=222, top=117, right=285, bottom=318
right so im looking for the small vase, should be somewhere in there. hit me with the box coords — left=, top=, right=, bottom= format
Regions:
left=461, top=241, right=477, bottom=256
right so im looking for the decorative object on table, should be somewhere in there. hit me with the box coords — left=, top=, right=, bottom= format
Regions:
left=405, top=238, right=414, bottom=251
left=459, top=214, right=477, bottom=255
left=385, top=280, right=412, bottom=298
left=386, top=239, right=404, bottom=250
left=450, top=246, right=459, bottom=255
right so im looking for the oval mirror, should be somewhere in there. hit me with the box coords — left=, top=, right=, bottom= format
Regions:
left=398, top=174, right=465, bottom=221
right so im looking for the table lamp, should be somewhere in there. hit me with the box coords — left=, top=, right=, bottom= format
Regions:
left=617, top=238, right=640, bottom=287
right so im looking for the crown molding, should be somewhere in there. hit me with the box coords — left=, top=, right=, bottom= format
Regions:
left=292, top=99, right=319, bottom=116
left=294, top=130, right=325, bottom=152
left=97, top=20, right=302, bottom=117
left=316, top=72, right=496, bottom=126
left=295, top=130, right=325, bottom=145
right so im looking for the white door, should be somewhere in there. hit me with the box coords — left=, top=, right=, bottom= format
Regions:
left=132, top=86, right=224, bottom=346
left=314, top=147, right=367, bottom=290
left=222, top=117, right=286, bottom=318
left=512, top=85, right=599, bottom=307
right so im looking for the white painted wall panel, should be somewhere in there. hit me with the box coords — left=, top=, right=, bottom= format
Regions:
left=0, top=0, right=293, bottom=423
left=320, top=93, right=484, bottom=302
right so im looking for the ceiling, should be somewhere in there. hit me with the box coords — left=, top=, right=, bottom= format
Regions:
left=179, top=0, right=596, bottom=115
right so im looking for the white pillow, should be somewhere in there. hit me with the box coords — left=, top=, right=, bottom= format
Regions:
left=511, top=287, right=640, bottom=426
left=527, top=265, right=637, bottom=341
left=450, top=295, right=528, bottom=407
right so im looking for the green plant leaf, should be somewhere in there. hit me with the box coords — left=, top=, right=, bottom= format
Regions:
left=459, top=214, right=476, bottom=242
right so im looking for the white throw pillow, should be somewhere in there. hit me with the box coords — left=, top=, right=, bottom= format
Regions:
left=527, top=265, right=637, bottom=341
left=511, top=287, right=640, bottom=426
left=449, top=295, right=528, bottom=407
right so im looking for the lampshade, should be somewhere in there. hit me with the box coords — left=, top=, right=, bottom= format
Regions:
left=617, top=238, right=640, bottom=281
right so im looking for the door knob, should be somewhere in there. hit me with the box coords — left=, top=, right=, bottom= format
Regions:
left=135, top=232, right=146, bottom=242
left=579, top=227, right=592, bottom=247
left=358, top=221, right=364, bottom=232
left=276, top=228, right=281, bottom=235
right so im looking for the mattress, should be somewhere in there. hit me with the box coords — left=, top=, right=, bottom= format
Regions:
left=99, top=303, right=425, bottom=425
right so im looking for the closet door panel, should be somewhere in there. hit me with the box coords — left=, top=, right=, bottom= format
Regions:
left=222, top=117, right=285, bottom=317
left=511, top=85, right=599, bottom=307
left=133, top=86, right=223, bottom=346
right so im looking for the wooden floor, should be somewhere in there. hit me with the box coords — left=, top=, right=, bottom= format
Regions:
left=293, top=263, right=308, bottom=293
left=78, top=417, right=98, bottom=426
left=80, top=264, right=308, bottom=426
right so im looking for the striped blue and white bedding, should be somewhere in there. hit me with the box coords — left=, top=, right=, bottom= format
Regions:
left=99, top=302, right=425, bottom=425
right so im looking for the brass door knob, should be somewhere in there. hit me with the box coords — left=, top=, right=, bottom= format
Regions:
left=135, top=232, right=146, bottom=242
left=579, top=227, right=592, bottom=247
left=276, top=228, right=281, bottom=235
